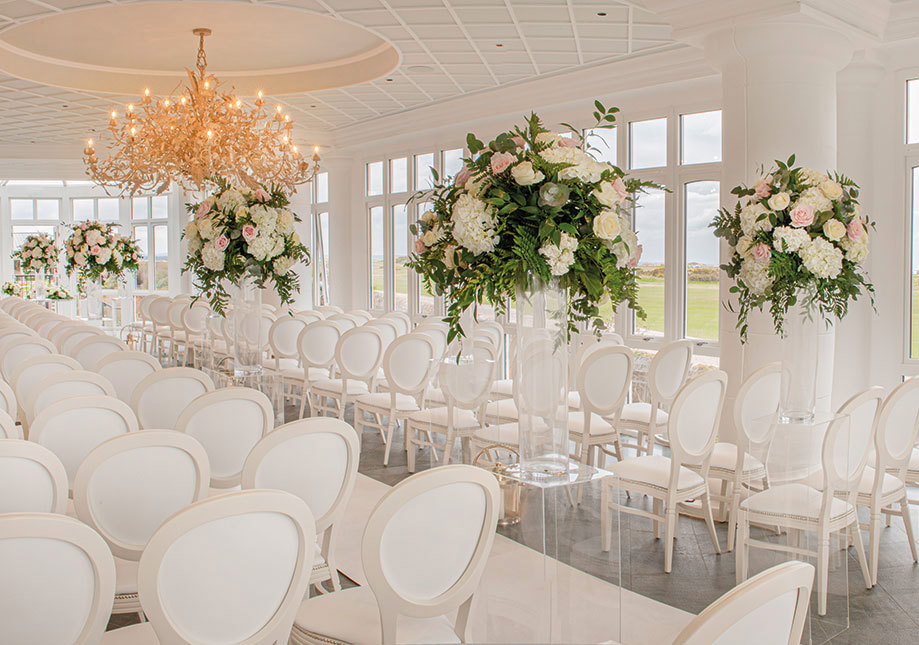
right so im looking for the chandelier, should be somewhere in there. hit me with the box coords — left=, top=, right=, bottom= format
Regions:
left=83, top=28, right=320, bottom=196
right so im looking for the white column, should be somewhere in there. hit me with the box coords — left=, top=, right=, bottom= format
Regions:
left=704, top=19, right=854, bottom=439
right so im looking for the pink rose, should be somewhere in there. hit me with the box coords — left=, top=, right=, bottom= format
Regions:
left=454, top=166, right=471, bottom=188
left=754, top=178, right=772, bottom=199
left=414, top=238, right=426, bottom=254
left=612, top=177, right=628, bottom=200
left=490, top=152, right=515, bottom=174
left=751, top=243, right=772, bottom=262
left=214, top=234, right=229, bottom=251
left=242, top=225, right=258, bottom=242
left=847, top=218, right=865, bottom=241
left=89, top=245, right=101, bottom=255
left=196, top=201, right=210, bottom=218
left=558, top=136, right=578, bottom=148
left=254, top=188, right=270, bottom=203
left=511, top=136, right=525, bottom=149
left=789, top=204, right=814, bottom=228
left=627, top=244, right=643, bottom=268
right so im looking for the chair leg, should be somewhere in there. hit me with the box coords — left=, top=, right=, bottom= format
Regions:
left=717, top=480, right=729, bottom=521
left=727, top=484, right=742, bottom=553
left=664, top=504, right=677, bottom=573
left=869, top=509, right=882, bottom=587
left=817, top=530, right=830, bottom=616
left=382, top=415, right=397, bottom=466
left=701, top=493, right=721, bottom=554
left=735, top=509, right=749, bottom=585
left=406, top=422, right=417, bottom=473
left=652, top=498, right=662, bottom=539
left=901, top=497, right=918, bottom=568
left=441, top=429, right=455, bottom=466
left=850, top=523, right=872, bottom=590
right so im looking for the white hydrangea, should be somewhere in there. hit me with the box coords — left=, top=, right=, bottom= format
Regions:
left=277, top=209, right=296, bottom=236
left=610, top=215, right=638, bottom=267
left=246, top=234, right=274, bottom=262
left=736, top=235, right=754, bottom=259
left=799, top=236, right=843, bottom=279
left=451, top=193, right=499, bottom=255
left=273, top=255, right=294, bottom=275
left=772, top=226, right=811, bottom=253
left=799, top=168, right=828, bottom=187
left=201, top=242, right=225, bottom=271
left=196, top=216, right=216, bottom=240
left=185, top=221, right=203, bottom=253
left=539, top=232, right=578, bottom=276
left=269, top=234, right=286, bottom=260
left=96, top=246, right=112, bottom=265
left=739, top=259, right=774, bottom=295
left=838, top=233, right=869, bottom=264
left=249, top=205, right=277, bottom=236
left=217, top=189, right=245, bottom=211
left=739, top=201, right=773, bottom=236
left=540, top=147, right=605, bottom=183
left=798, top=187, right=832, bottom=214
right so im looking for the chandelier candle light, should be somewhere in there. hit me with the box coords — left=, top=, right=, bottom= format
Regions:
left=83, top=28, right=320, bottom=195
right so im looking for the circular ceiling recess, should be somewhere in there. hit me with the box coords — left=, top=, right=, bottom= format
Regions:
left=0, top=1, right=400, bottom=95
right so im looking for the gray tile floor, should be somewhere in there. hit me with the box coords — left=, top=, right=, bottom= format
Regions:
left=108, top=403, right=919, bottom=643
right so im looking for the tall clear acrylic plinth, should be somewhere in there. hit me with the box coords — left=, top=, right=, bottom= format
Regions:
left=739, top=412, right=855, bottom=644
left=467, top=461, right=622, bottom=644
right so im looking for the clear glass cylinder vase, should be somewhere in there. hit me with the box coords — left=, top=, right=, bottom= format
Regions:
left=33, top=269, right=46, bottom=299
left=232, top=274, right=263, bottom=380
left=83, top=278, right=103, bottom=320
left=779, top=306, right=820, bottom=424
left=515, top=275, right=569, bottom=478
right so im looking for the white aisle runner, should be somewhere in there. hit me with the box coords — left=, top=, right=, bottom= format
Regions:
left=334, top=474, right=692, bottom=645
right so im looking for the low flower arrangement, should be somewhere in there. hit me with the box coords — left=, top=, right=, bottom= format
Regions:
left=182, top=180, right=310, bottom=313
left=1, top=281, right=22, bottom=296
left=712, top=154, right=874, bottom=339
left=46, top=285, right=72, bottom=300
left=14, top=233, right=57, bottom=274
left=408, top=102, right=657, bottom=340
left=64, top=221, right=140, bottom=282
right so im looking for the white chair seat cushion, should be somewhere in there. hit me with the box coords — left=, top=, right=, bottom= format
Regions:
left=708, top=442, right=766, bottom=475
left=99, top=623, right=159, bottom=644
left=567, top=412, right=615, bottom=436
left=292, top=587, right=460, bottom=645
left=355, top=392, right=420, bottom=413
left=170, top=330, right=187, bottom=341
left=407, top=406, right=479, bottom=429
left=490, top=379, right=514, bottom=398
left=609, top=455, right=704, bottom=493
left=802, top=467, right=905, bottom=498
left=474, top=422, right=520, bottom=446
left=740, top=483, right=855, bottom=522
left=424, top=386, right=446, bottom=405
left=265, top=357, right=300, bottom=371
left=283, top=367, right=330, bottom=382
left=312, top=379, right=370, bottom=396
left=619, top=402, right=669, bottom=426
left=484, top=399, right=519, bottom=423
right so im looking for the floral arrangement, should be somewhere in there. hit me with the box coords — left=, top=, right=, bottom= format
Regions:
left=1, top=282, right=20, bottom=296
left=64, top=221, right=141, bottom=282
left=13, top=233, right=57, bottom=274
left=712, top=154, right=874, bottom=339
left=408, top=102, right=657, bottom=340
left=182, top=180, right=310, bottom=313
left=46, top=285, right=72, bottom=300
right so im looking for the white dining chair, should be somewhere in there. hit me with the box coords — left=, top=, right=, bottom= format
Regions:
left=147, top=295, right=174, bottom=363
left=130, top=366, right=215, bottom=430
left=25, top=369, right=116, bottom=425
left=355, top=332, right=438, bottom=465
left=59, top=326, right=106, bottom=357
left=100, top=490, right=316, bottom=645
left=9, top=353, right=80, bottom=424
left=0, top=409, right=19, bottom=439
left=175, top=386, right=274, bottom=490
left=0, top=376, right=17, bottom=422
left=266, top=314, right=310, bottom=403
left=180, top=299, right=210, bottom=367
left=379, top=310, right=411, bottom=335
left=0, top=440, right=68, bottom=513
left=672, top=560, right=814, bottom=645
left=312, top=326, right=385, bottom=419
left=601, top=370, right=728, bottom=573
left=73, top=430, right=210, bottom=619
left=296, top=320, right=341, bottom=417
left=70, top=334, right=130, bottom=370
left=316, top=304, right=344, bottom=317
left=290, top=464, right=500, bottom=645
left=242, top=417, right=360, bottom=593
left=0, top=513, right=116, bottom=645
left=346, top=309, right=373, bottom=324
left=30, top=395, right=139, bottom=490
left=326, top=313, right=360, bottom=332
left=94, top=350, right=162, bottom=405
left=46, top=320, right=86, bottom=347
left=0, top=334, right=55, bottom=380
left=621, top=338, right=693, bottom=456
left=736, top=401, right=876, bottom=615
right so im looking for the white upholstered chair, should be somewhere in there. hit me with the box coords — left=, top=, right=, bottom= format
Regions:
left=242, top=417, right=360, bottom=593
left=312, top=326, right=385, bottom=419
left=296, top=320, right=341, bottom=417
left=94, top=351, right=161, bottom=405
left=0, top=440, right=68, bottom=513
left=0, top=409, right=19, bottom=439
left=0, top=513, right=116, bottom=645
left=100, top=490, right=316, bottom=645
left=130, top=367, right=214, bottom=430
left=0, top=334, right=55, bottom=380
left=25, top=369, right=116, bottom=425
left=70, top=334, right=130, bottom=370
left=290, top=465, right=500, bottom=645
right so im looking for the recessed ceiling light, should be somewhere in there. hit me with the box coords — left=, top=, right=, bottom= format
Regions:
left=496, top=43, right=504, bottom=47
left=310, top=104, right=317, bottom=108
left=597, top=11, right=607, bottom=16
left=385, top=78, right=394, bottom=82
left=62, top=104, right=68, bottom=108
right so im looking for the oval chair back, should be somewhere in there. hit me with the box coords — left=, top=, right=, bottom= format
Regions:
left=93, top=351, right=161, bottom=405
left=0, top=440, right=68, bottom=513
left=130, top=367, right=215, bottom=430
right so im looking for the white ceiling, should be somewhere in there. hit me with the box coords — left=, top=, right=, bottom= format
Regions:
left=0, top=0, right=675, bottom=147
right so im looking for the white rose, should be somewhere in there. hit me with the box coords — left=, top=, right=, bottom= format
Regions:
left=510, top=161, right=544, bottom=186
left=422, top=229, right=440, bottom=246
left=421, top=210, right=435, bottom=223
left=85, top=229, right=102, bottom=246
left=195, top=216, right=215, bottom=240
left=820, top=180, right=843, bottom=201
left=593, top=209, right=622, bottom=241
left=822, top=219, right=846, bottom=241
left=74, top=252, right=87, bottom=266
left=767, top=192, right=790, bottom=211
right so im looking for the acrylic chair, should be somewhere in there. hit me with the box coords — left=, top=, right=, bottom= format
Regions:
left=72, top=430, right=210, bottom=620
left=0, top=513, right=116, bottom=645
left=311, top=326, right=385, bottom=419
left=296, top=320, right=341, bottom=417
left=290, top=465, right=500, bottom=645
left=601, top=370, right=728, bottom=573
left=673, top=560, right=814, bottom=645
left=0, top=440, right=68, bottom=513
left=100, top=490, right=316, bottom=645
left=355, top=332, right=437, bottom=465
left=174, top=386, right=274, bottom=490
left=94, top=351, right=161, bottom=405
left=242, top=417, right=360, bottom=593
left=129, top=367, right=214, bottom=430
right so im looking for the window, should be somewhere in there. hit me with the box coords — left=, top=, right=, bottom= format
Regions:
left=685, top=181, right=720, bottom=341
left=442, top=149, right=464, bottom=181
left=906, top=81, right=919, bottom=359
left=316, top=172, right=329, bottom=203
left=630, top=118, right=667, bottom=169
left=910, top=165, right=919, bottom=357
left=309, top=181, right=332, bottom=306
left=415, top=153, right=435, bottom=190
left=367, top=162, right=383, bottom=196
left=393, top=204, right=409, bottom=312
left=633, top=189, right=666, bottom=338
left=681, top=111, right=722, bottom=165
left=586, top=127, right=617, bottom=165
left=909, top=79, right=919, bottom=144
left=390, top=158, right=408, bottom=194
left=132, top=195, right=169, bottom=291
left=369, top=206, right=384, bottom=310
left=9, top=199, right=60, bottom=274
